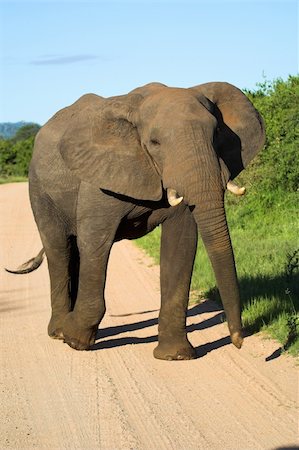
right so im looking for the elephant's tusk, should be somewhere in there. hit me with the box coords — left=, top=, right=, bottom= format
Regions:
left=227, top=180, right=246, bottom=196
left=167, top=188, right=184, bottom=206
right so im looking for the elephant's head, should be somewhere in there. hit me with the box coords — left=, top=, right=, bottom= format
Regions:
left=60, top=82, right=265, bottom=348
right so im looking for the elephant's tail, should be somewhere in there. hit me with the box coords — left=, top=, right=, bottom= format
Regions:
left=5, top=248, right=45, bottom=274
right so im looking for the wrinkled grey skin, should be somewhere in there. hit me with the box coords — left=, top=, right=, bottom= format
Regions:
left=29, top=82, right=265, bottom=359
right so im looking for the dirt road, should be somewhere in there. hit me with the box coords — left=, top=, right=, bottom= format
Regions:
left=1, top=182, right=298, bottom=450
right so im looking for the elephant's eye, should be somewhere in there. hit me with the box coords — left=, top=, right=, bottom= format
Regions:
left=150, top=138, right=160, bottom=146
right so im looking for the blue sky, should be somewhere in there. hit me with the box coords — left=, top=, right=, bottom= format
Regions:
left=0, top=0, right=298, bottom=124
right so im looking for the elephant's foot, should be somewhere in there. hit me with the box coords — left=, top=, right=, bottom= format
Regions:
left=153, top=337, right=196, bottom=361
left=62, top=312, right=98, bottom=351
left=230, top=330, right=243, bottom=349
left=48, top=316, right=65, bottom=340
left=49, top=328, right=64, bottom=340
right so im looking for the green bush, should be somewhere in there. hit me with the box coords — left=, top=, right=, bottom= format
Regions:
left=0, top=125, right=39, bottom=178
left=240, top=75, right=299, bottom=196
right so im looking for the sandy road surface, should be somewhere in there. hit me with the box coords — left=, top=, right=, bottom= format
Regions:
left=0, top=182, right=298, bottom=450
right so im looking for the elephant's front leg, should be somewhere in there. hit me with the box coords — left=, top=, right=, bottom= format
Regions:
left=61, top=186, right=127, bottom=351
left=154, top=205, right=198, bottom=360
left=62, top=231, right=113, bottom=350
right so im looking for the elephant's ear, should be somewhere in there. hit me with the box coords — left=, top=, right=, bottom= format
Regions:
left=190, top=82, right=265, bottom=182
left=59, top=93, right=163, bottom=201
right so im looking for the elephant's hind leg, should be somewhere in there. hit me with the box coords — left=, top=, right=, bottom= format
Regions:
left=45, top=236, right=76, bottom=341
left=30, top=189, right=76, bottom=341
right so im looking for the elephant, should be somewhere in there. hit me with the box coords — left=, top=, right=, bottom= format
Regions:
left=26, top=81, right=265, bottom=359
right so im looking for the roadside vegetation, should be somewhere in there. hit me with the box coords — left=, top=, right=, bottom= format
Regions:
left=138, top=76, right=299, bottom=355
left=1, top=76, right=298, bottom=354
left=0, top=123, right=40, bottom=183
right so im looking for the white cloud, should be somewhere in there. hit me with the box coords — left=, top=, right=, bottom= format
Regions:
left=30, top=54, right=99, bottom=65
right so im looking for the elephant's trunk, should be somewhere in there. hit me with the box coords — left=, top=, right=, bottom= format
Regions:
left=192, top=200, right=243, bottom=348
left=177, top=135, right=243, bottom=348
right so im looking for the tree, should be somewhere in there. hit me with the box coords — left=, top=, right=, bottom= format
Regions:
left=12, top=124, right=40, bottom=142
left=0, top=136, right=35, bottom=177
left=241, top=75, right=299, bottom=194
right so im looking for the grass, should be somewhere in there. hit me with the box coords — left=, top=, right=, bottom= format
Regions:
left=137, top=189, right=299, bottom=356
left=0, top=175, right=28, bottom=184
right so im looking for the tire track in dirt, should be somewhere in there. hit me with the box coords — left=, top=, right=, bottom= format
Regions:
left=1, top=183, right=298, bottom=450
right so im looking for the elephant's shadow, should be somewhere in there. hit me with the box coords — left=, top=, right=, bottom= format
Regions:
left=91, top=300, right=230, bottom=357
left=91, top=270, right=299, bottom=358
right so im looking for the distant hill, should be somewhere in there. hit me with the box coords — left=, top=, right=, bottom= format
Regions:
left=0, top=122, right=40, bottom=139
